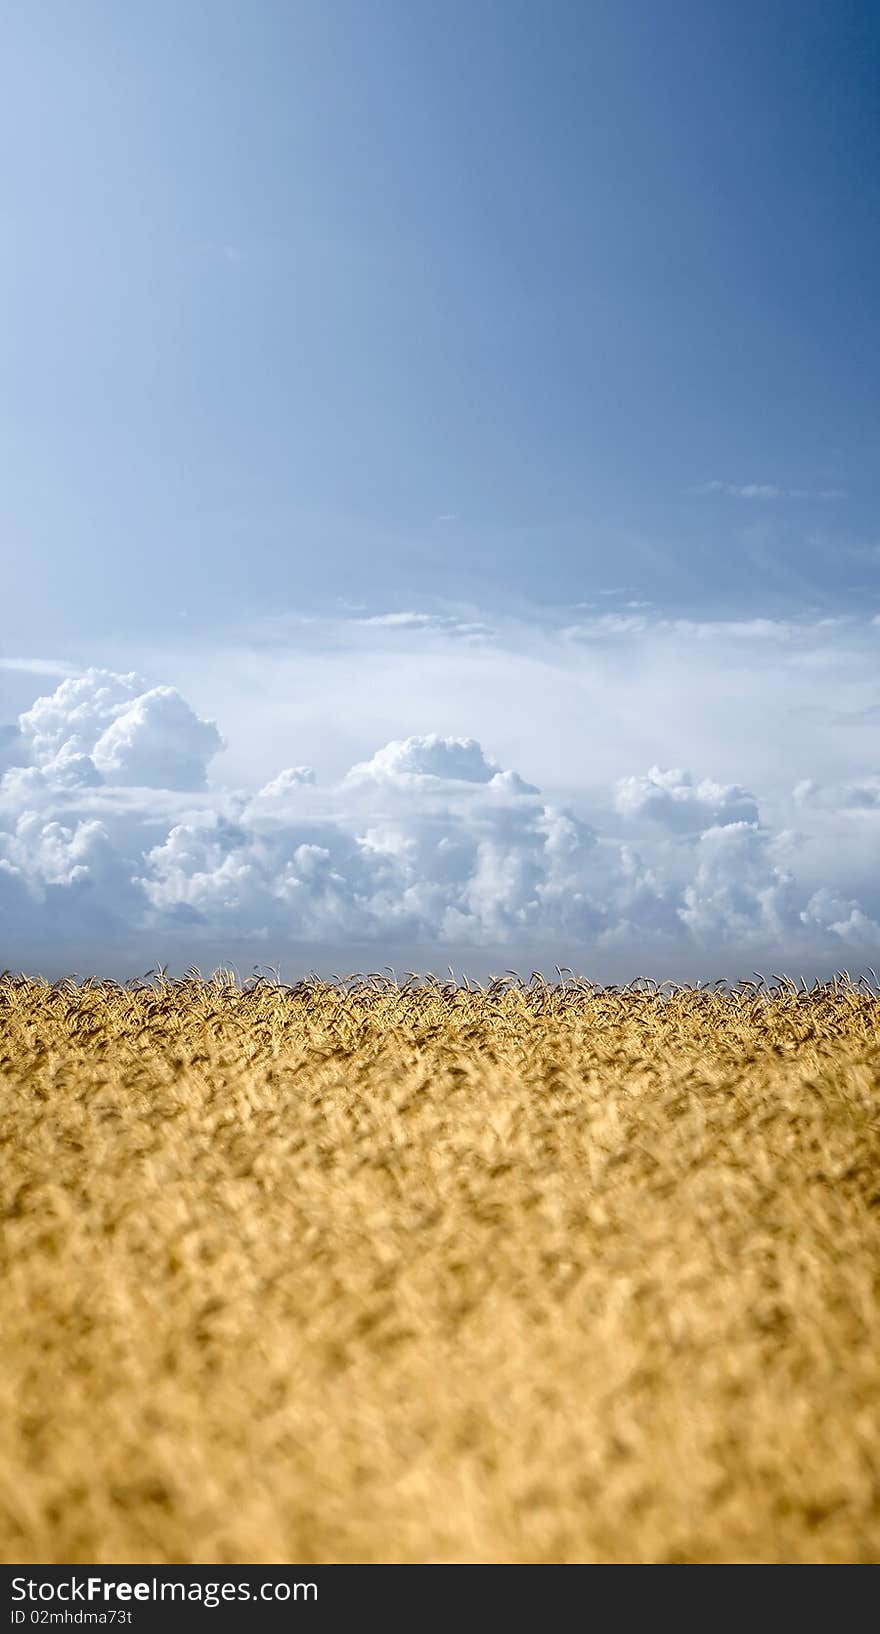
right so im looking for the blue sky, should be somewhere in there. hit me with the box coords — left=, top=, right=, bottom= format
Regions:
left=3, top=0, right=880, bottom=640
left=1, top=2, right=879, bottom=975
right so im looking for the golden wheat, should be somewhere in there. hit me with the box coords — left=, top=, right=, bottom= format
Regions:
left=1, top=971, right=879, bottom=1563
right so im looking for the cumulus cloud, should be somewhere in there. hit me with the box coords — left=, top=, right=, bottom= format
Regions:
left=615, top=766, right=760, bottom=831
left=19, top=670, right=142, bottom=766
left=793, top=775, right=880, bottom=812
left=91, top=686, right=223, bottom=789
left=254, top=766, right=317, bottom=799
left=799, top=887, right=880, bottom=948
left=11, top=669, right=223, bottom=790
left=678, top=822, right=798, bottom=946
left=1, top=667, right=878, bottom=973
left=347, top=734, right=501, bottom=786
left=0, top=724, right=25, bottom=775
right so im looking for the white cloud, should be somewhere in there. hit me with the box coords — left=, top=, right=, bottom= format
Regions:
left=356, top=612, right=438, bottom=628
left=565, top=615, right=798, bottom=644
left=678, top=822, right=798, bottom=946
left=19, top=670, right=142, bottom=766
left=0, top=725, right=25, bottom=775
left=346, top=733, right=501, bottom=786
left=563, top=614, right=650, bottom=639
left=353, top=611, right=493, bottom=639
left=615, top=766, right=759, bottom=831
left=691, top=481, right=848, bottom=501
left=799, top=887, right=880, bottom=948
left=2, top=660, right=878, bottom=975
left=91, top=686, right=223, bottom=790
left=254, top=766, right=317, bottom=799
left=12, top=669, right=223, bottom=790
left=0, top=658, right=78, bottom=677
left=793, top=774, right=880, bottom=812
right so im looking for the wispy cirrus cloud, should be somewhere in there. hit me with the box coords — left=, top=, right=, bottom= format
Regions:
left=562, top=614, right=807, bottom=642
left=690, top=480, right=848, bottom=501
left=353, top=610, right=494, bottom=639
left=0, top=657, right=79, bottom=677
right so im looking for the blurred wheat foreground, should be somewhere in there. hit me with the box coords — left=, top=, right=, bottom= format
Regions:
left=2, top=970, right=879, bottom=1564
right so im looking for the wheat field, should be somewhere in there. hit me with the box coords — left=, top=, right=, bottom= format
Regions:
left=1, top=970, right=879, bottom=1564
